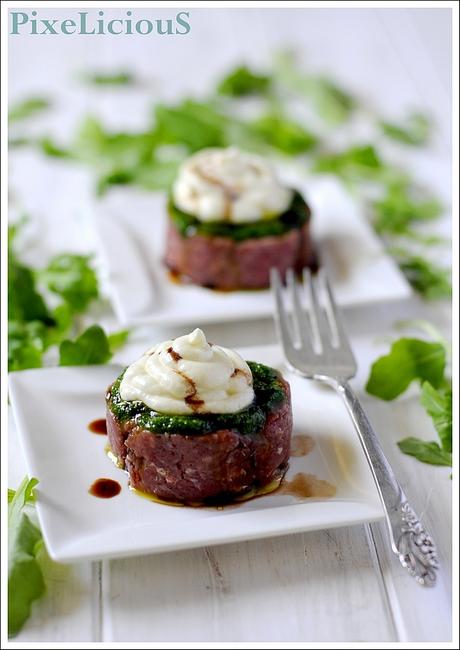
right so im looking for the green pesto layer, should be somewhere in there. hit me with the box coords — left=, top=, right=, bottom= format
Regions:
left=168, top=190, right=309, bottom=242
left=106, top=361, right=285, bottom=436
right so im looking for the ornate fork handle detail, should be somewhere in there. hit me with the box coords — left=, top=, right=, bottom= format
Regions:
left=396, top=501, right=439, bottom=586
left=333, top=380, right=440, bottom=586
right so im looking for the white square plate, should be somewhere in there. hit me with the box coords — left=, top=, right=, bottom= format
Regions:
left=93, top=177, right=411, bottom=326
left=10, top=345, right=384, bottom=562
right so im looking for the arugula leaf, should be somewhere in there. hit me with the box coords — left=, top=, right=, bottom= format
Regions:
left=397, top=438, right=452, bottom=466
left=250, top=112, right=318, bottom=154
left=8, top=217, right=29, bottom=247
left=9, top=137, right=33, bottom=148
left=107, top=329, right=130, bottom=352
left=39, top=137, right=73, bottom=158
left=8, top=482, right=37, bottom=504
left=8, top=231, right=78, bottom=370
left=312, top=144, right=384, bottom=183
left=154, top=99, right=227, bottom=151
left=8, top=236, right=128, bottom=369
left=217, top=65, right=271, bottom=96
left=366, top=335, right=451, bottom=469
left=305, top=76, right=355, bottom=125
left=82, top=71, right=135, bottom=86
left=8, top=320, right=47, bottom=371
left=373, top=183, right=442, bottom=235
left=380, top=112, right=431, bottom=146
left=8, top=477, right=45, bottom=637
left=9, top=97, right=51, bottom=122
left=59, top=324, right=112, bottom=366
left=41, top=115, right=179, bottom=194
left=75, top=116, right=158, bottom=169
left=274, top=51, right=354, bottom=124
left=420, top=382, right=452, bottom=452
left=40, top=254, right=99, bottom=313
left=8, top=258, right=54, bottom=325
left=366, top=338, right=446, bottom=400
left=396, top=253, right=451, bottom=299
left=46, top=303, right=74, bottom=345
left=96, top=156, right=180, bottom=195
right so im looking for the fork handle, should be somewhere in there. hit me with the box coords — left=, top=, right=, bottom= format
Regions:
left=334, top=380, right=439, bottom=586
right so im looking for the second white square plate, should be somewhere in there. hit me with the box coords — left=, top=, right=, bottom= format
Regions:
left=10, top=344, right=384, bottom=562
left=93, top=177, right=411, bottom=326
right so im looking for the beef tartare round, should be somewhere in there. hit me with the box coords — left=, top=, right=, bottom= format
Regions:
left=105, top=329, right=292, bottom=505
left=164, top=147, right=314, bottom=290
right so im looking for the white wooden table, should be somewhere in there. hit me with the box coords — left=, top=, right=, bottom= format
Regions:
left=7, top=7, right=452, bottom=642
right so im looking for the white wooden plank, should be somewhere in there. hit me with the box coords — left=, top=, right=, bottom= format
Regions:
left=102, top=526, right=395, bottom=642
left=362, top=396, right=452, bottom=642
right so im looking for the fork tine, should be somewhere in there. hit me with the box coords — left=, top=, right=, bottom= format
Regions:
left=321, top=270, right=356, bottom=358
left=286, top=269, right=314, bottom=352
left=270, top=268, right=296, bottom=358
left=303, top=268, right=332, bottom=352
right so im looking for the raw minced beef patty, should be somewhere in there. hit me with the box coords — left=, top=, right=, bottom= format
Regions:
left=105, top=366, right=292, bottom=505
left=164, top=221, right=313, bottom=290
left=164, top=190, right=314, bottom=290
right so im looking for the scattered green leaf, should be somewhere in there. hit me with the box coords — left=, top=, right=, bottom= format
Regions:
left=373, top=183, right=442, bottom=235
left=154, top=99, right=227, bottom=151
left=274, top=51, right=355, bottom=124
left=380, top=112, right=431, bottom=146
left=59, top=324, right=112, bottom=366
left=96, top=156, right=180, bottom=195
left=312, top=144, right=385, bottom=183
left=82, top=70, right=135, bottom=86
left=8, top=483, right=37, bottom=504
left=7, top=235, right=124, bottom=370
left=395, top=253, right=451, bottom=299
left=75, top=116, right=158, bottom=169
left=366, top=335, right=452, bottom=470
left=8, top=477, right=45, bottom=637
left=8, top=217, right=28, bottom=248
left=250, top=112, right=318, bottom=153
left=9, top=97, right=51, bottom=123
left=107, top=329, right=130, bottom=352
left=8, top=258, right=54, bottom=325
left=9, top=137, right=33, bottom=148
left=397, top=438, right=452, bottom=466
left=217, top=65, right=271, bottom=96
left=8, top=320, right=47, bottom=371
left=40, top=254, right=99, bottom=313
left=365, top=338, right=446, bottom=400
left=39, top=137, right=73, bottom=158
left=420, top=382, right=452, bottom=452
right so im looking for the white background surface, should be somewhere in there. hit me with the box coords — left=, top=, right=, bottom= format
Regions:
left=7, top=5, right=453, bottom=643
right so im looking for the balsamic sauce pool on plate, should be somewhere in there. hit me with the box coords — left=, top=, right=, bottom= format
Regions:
left=89, top=478, right=121, bottom=499
left=88, top=419, right=107, bottom=435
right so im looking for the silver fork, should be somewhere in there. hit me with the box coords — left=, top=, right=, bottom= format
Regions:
left=271, top=267, right=439, bottom=586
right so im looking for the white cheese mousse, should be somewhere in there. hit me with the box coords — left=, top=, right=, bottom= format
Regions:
left=119, top=328, right=255, bottom=415
left=172, top=147, right=293, bottom=223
